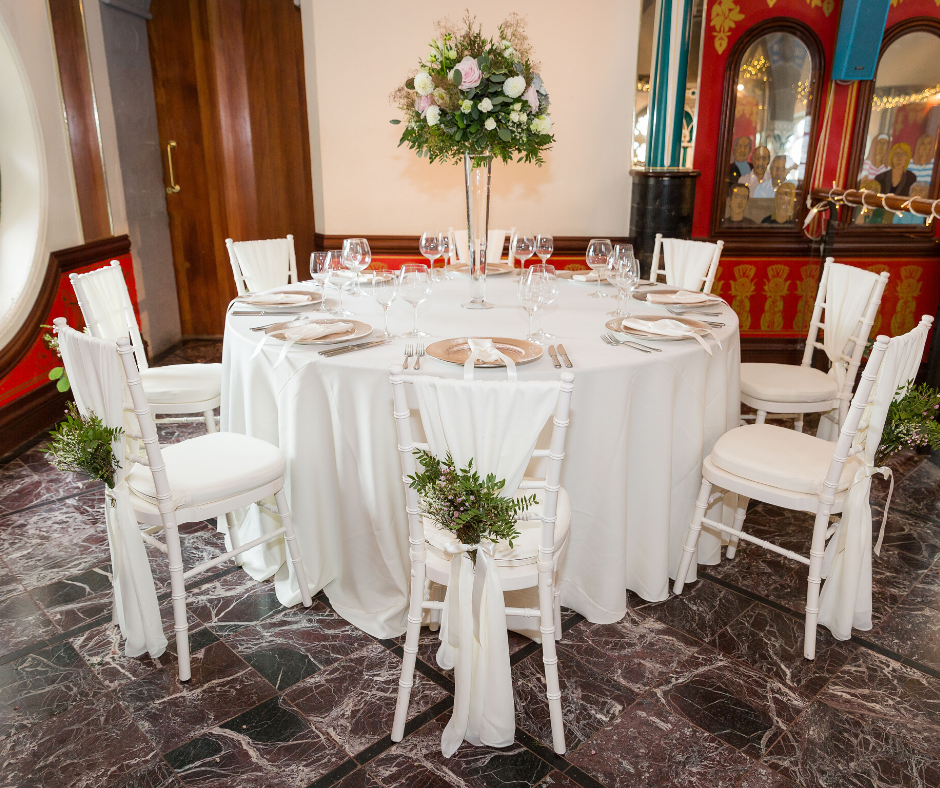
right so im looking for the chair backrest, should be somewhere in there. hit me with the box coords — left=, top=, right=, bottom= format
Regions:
left=800, top=259, right=889, bottom=425
left=225, top=235, right=298, bottom=295
left=449, top=227, right=513, bottom=265
left=390, top=367, right=575, bottom=558
left=70, top=261, right=149, bottom=372
left=650, top=233, right=724, bottom=293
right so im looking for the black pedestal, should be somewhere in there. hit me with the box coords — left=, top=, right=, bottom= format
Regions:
left=629, top=168, right=701, bottom=280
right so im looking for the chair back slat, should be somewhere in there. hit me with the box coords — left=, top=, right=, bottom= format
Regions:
left=649, top=233, right=723, bottom=294
left=800, top=257, right=832, bottom=368
left=225, top=235, right=297, bottom=295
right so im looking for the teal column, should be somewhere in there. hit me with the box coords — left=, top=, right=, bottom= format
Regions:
left=647, top=0, right=694, bottom=168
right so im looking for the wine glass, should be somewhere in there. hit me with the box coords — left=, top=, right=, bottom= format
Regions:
left=419, top=232, right=442, bottom=281
left=535, top=234, right=554, bottom=264
left=342, top=238, right=370, bottom=296
left=366, top=272, right=398, bottom=338
left=438, top=233, right=452, bottom=279
left=399, top=263, right=432, bottom=338
left=517, top=269, right=544, bottom=342
left=585, top=238, right=613, bottom=298
left=607, top=252, right=639, bottom=318
left=326, top=250, right=354, bottom=317
left=512, top=234, right=536, bottom=272
left=527, top=264, right=558, bottom=342
left=309, top=251, right=331, bottom=311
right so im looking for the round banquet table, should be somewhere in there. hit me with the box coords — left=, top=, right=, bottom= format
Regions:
left=221, top=273, right=741, bottom=638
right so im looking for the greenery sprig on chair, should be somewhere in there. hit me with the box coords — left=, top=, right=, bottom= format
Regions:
left=876, top=383, right=940, bottom=464
left=409, top=450, right=536, bottom=557
left=45, top=402, right=123, bottom=488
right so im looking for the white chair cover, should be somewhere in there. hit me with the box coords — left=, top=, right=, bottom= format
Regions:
left=662, top=238, right=716, bottom=292
left=817, top=321, right=930, bottom=639
left=57, top=324, right=167, bottom=659
left=76, top=263, right=148, bottom=370
left=816, top=264, right=882, bottom=439
left=410, top=375, right=561, bottom=755
left=231, top=238, right=293, bottom=293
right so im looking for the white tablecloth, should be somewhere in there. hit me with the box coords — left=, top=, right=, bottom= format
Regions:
left=221, top=274, right=740, bottom=638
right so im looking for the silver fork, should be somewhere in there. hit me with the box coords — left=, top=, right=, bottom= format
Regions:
left=403, top=344, right=413, bottom=369
left=602, top=332, right=652, bottom=353
left=413, top=343, right=425, bottom=370
left=605, top=330, right=662, bottom=352
left=667, top=307, right=722, bottom=317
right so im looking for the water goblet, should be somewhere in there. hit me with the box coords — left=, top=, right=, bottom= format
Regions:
left=438, top=233, right=452, bottom=279
left=399, top=263, right=432, bottom=338
left=309, top=251, right=330, bottom=311
left=326, top=250, right=354, bottom=317
left=419, top=232, right=443, bottom=281
left=535, top=234, right=554, bottom=264
left=608, top=255, right=639, bottom=318
left=512, top=234, right=536, bottom=272
left=527, top=263, right=558, bottom=342
left=585, top=238, right=613, bottom=298
left=367, top=272, right=398, bottom=338
left=517, top=269, right=544, bottom=342
left=342, top=238, right=370, bottom=296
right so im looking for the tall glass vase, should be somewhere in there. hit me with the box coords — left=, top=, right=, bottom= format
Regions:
left=462, top=152, right=494, bottom=309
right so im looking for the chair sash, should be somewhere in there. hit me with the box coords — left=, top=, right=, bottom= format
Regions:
left=818, top=320, right=930, bottom=640
left=662, top=238, right=716, bottom=291
left=74, top=263, right=148, bottom=371
left=57, top=323, right=167, bottom=659
left=231, top=238, right=293, bottom=293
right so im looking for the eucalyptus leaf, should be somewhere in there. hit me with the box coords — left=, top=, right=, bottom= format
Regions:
left=455, top=129, right=463, bottom=141
left=56, top=377, right=70, bottom=392
left=390, top=119, right=401, bottom=125
left=489, top=73, right=506, bottom=82
left=405, top=78, right=415, bottom=90
left=450, top=68, right=462, bottom=87
left=48, top=367, right=63, bottom=380
left=497, top=127, right=511, bottom=141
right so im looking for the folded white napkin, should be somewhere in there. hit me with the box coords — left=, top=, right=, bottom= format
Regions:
left=241, top=292, right=312, bottom=306
left=250, top=319, right=353, bottom=364
left=621, top=317, right=715, bottom=355
left=329, top=271, right=373, bottom=283
left=646, top=290, right=710, bottom=306
left=572, top=271, right=602, bottom=282
left=463, top=338, right=517, bottom=380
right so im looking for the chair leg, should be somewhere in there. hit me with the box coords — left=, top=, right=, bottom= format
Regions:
left=553, top=586, right=562, bottom=640
left=538, top=554, right=566, bottom=754
left=794, top=417, right=804, bottom=433
left=803, top=508, right=829, bottom=660
left=725, top=496, right=749, bottom=560
left=392, top=551, right=426, bottom=741
left=755, top=410, right=767, bottom=424
left=204, top=410, right=217, bottom=433
left=163, top=516, right=191, bottom=681
left=224, top=511, right=244, bottom=566
left=674, top=478, right=713, bottom=595
left=274, top=489, right=312, bottom=608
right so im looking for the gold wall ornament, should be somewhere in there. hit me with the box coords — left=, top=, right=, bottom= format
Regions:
left=892, top=265, right=923, bottom=336
left=794, top=264, right=820, bottom=334
left=730, top=264, right=757, bottom=331
left=761, top=264, right=791, bottom=331
left=806, top=0, right=835, bottom=15
left=711, top=0, right=744, bottom=54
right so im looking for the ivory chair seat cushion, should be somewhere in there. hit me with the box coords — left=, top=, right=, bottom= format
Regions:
left=711, top=424, right=863, bottom=495
left=127, top=432, right=285, bottom=509
left=740, top=363, right=839, bottom=404
left=138, top=364, right=223, bottom=405
left=423, top=486, right=571, bottom=567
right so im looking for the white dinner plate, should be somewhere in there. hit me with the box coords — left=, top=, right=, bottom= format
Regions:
left=235, top=287, right=323, bottom=310
left=632, top=286, right=723, bottom=306
left=606, top=315, right=710, bottom=342
left=447, top=263, right=515, bottom=276
left=557, top=269, right=613, bottom=286
left=267, top=318, right=372, bottom=345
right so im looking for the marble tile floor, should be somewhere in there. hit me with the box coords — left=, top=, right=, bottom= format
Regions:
left=4, top=342, right=940, bottom=786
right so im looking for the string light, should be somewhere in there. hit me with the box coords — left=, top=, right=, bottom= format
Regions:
left=872, top=84, right=940, bottom=111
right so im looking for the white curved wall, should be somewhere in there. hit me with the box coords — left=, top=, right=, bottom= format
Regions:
left=0, top=1, right=82, bottom=353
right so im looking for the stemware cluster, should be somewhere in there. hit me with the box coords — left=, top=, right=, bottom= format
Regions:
left=419, top=232, right=452, bottom=280
left=516, top=263, right=559, bottom=344
left=511, top=233, right=553, bottom=271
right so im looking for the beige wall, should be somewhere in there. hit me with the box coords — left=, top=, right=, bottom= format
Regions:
left=300, top=0, right=641, bottom=239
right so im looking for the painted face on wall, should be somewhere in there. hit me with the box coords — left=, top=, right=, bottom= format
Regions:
left=752, top=147, right=771, bottom=180
left=875, top=136, right=890, bottom=164
left=733, top=136, right=752, bottom=163
left=913, top=134, right=935, bottom=166
left=770, top=156, right=788, bottom=187
left=729, top=185, right=749, bottom=220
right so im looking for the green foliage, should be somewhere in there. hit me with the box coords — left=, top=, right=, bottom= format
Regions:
left=876, top=383, right=940, bottom=465
left=41, top=324, right=70, bottom=392
left=45, top=402, right=123, bottom=488
left=408, top=450, right=536, bottom=557
left=390, top=14, right=554, bottom=166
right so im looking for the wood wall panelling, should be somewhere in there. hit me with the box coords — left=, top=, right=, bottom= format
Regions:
left=48, top=0, right=111, bottom=242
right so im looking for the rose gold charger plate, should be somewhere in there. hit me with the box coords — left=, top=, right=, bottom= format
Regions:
left=425, top=337, right=543, bottom=367
left=267, top=318, right=372, bottom=345
left=605, top=315, right=710, bottom=341
left=236, top=287, right=324, bottom=310
left=631, top=287, right=723, bottom=306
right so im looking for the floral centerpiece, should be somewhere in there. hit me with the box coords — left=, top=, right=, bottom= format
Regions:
left=408, top=450, right=536, bottom=560
left=391, top=14, right=554, bottom=307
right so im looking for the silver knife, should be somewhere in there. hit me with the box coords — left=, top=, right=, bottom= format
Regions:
left=546, top=345, right=562, bottom=368
left=556, top=344, right=573, bottom=368
left=232, top=310, right=304, bottom=317
left=319, top=339, right=389, bottom=357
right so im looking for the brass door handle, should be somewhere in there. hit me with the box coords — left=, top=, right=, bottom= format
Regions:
left=165, top=141, right=181, bottom=194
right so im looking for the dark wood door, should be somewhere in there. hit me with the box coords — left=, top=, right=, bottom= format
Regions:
left=148, top=0, right=316, bottom=336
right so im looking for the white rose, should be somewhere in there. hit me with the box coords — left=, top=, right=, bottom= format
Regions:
left=535, top=114, right=552, bottom=134
left=503, top=76, right=526, bottom=99
left=445, top=47, right=457, bottom=59
left=433, top=88, right=447, bottom=104
left=509, top=111, right=520, bottom=123
left=428, top=52, right=437, bottom=63
left=426, top=105, right=441, bottom=126
left=461, top=99, right=473, bottom=114
left=478, top=97, right=493, bottom=113
left=414, top=71, right=433, bottom=96
left=512, top=102, right=522, bottom=111
left=484, top=117, right=496, bottom=131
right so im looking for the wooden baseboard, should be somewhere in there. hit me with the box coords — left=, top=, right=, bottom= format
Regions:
left=740, top=337, right=806, bottom=365
left=313, top=233, right=632, bottom=255
left=0, top=382, right=71, bottom=459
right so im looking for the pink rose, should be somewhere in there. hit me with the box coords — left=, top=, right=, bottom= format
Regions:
left=415, top=94, right=433, bottom=114
left=455, top=56, right=482, bottom=89
left=523, top=84, right=539, bottom=114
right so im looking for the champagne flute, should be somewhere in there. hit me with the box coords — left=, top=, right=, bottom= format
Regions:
left=512, top=234, right=536, bottom=272
left=399, top=263, right=432, bottom=338
left=342, top=238, right=370, bottom=296
left=438, top=233, right=452, bottom=279
left=528, top=263, right=558, bottom=342
left=608, top=253, right=639, bottom=318
left=326, top=250, right=354, bottom=317
left=535, top=234, right=554, bottom=264
left=517, top=269, right=544, bottom=342
left=585, top=238, right=613, bottom=298
left=606, top=244, right=629, bottom=316
left=419, top=232, right=442, bottom=281
left=367, top=272, right=398, bottom=338
left=309, top=251, right=330, bottom=311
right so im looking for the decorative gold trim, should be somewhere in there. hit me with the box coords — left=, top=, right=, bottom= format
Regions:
left=711, top=0, right=744, bottom=54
